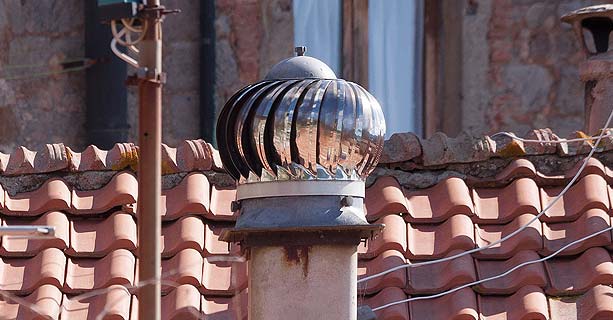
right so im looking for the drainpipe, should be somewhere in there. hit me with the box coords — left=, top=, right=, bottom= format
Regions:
left=562, top=5, right=613, bottom=135
left=199, top=0, right=216, bottom=145
left=218, top=48, right=386, bottom=320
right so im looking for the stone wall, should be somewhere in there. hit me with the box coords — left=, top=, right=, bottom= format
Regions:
left=461, top=0, right=609, bottom=138
left=0, top=0, right=292, bottom=153
left=0, top=0, right=608, bottom=154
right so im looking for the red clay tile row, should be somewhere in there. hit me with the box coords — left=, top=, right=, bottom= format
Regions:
left=360, top=211, right=613, bottom=260
left=0, top=211, right=234, bottom=258
left=0, top=171, right=236, bottom=221
left=0, top=140, right=223, bottom=176
left=0, top=284, right=247, bottom=320
left=0, top=248, right=246, bottom=297
left=364, top=284, right=613, bottom=320
left=366, top=172, right=612, bottom=225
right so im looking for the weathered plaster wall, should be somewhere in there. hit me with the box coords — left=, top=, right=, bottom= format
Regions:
left=461, top=0, right=609, bottom=138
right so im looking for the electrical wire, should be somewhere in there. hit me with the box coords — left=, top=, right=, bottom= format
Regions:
left=490, top=131, right=613, bottom=143
left=370, top=224, right=613, bottom=311
left=358, top=107, right=613, bottom=284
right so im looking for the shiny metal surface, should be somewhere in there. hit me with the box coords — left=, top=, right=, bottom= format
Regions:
left=216, top=54, right=386, bottom=183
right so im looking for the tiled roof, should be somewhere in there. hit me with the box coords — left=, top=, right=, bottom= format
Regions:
left=0, top=140, right=246, bottom=319
left=360, top=138, right=613, bottom=320
left=3, top=129, right=613, bottom=319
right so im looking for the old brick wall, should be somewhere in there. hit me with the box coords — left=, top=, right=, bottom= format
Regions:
left=0, top=0, right=292, bottom=153
left=461, top=0, right=609, bottom=138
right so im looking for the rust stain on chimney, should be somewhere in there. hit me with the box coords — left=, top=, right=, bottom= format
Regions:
left=283, top=245, right=310, bottom=277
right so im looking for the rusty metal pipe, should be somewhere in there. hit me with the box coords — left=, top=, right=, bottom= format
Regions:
left=138, top=0, right=162, bottom=319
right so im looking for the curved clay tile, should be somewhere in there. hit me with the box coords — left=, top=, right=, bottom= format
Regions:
left=408, top=249, right=476, bottom=295
left=358, top=214, right=407, bottom=259
left=545, top=247, right=613, bottom=295
left=549, top=285, right=613, bottom=320
left=473, top=178, right=540, bottom=224
left=106, top=143, right=138, bottom=171
left=208, top=186, right=238, bottom=221
left=201, top=292, right=247, bottom=320
left=61, top=284, right=132, bottom=320
left=202, top=256, right=247, bottom=295
left=176, top=139, right=213, bottom=172
left=161, top=143, right=179, bottom=174
left=67, top=211, right=137, bottom=257
left=364, top=176, right=408, bottom=221
left=493, top=158, right=537, bottom=182
left=70, top=145, right=108, bottom=171
left=161, top=248, right=203, bottom=294
left=1, top=211, right=69, bottom=257
left=204, top=223, right=230, bottom=256
left=0, top=152, right=8, bottom=173
left=4, top=178, right=71, bottom=215
left=542, top=208, right=611, bottom=256
left=161, top=172, right=210, bottom=221
left=162, top=215, right=205, bottom=258
left=478, top=285, right=548, bottom=320
left=358, top=249, right=407, bottom=295
left=71, top=171, right=138, bottom=214
left=407, top=214, right=475, bottom=259
left=161, top=284, right=203, bottom=319
left=540, top=174, right=609, bottom=223
left=32, top=143, right=69, bottom=174
left=475, top=250, right=547, bottom=295
left=474, top=213, right=542, bottom=259
left=65, top=249, right=135, bottom=293
left=4, top=146, right=36, bottom=175
left=409, top=287, right=478, bottom=320
left=363, top=286, right=409, bottom=320
left=0, top=284, right=62, bottom=320
left=405, top=177, right=473, bottom=223
left=0, top=248, right=66, bottom=295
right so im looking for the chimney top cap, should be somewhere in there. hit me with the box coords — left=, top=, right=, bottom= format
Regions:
left=561, top=4, right=613, bottom=24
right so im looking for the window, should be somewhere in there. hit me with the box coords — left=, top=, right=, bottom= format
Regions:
left=293, top=0, right=423, bottom=137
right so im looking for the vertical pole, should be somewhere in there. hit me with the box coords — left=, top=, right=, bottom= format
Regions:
left=138, top=0, right=162, bottom=319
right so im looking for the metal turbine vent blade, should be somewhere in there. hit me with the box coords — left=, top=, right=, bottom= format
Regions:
left=216, top=48, right=386, bottom=183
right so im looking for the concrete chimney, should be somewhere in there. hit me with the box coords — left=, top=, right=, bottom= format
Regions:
left=217, top=48, right=386, bottom=320
left=562, top=5, right=613, bottom=134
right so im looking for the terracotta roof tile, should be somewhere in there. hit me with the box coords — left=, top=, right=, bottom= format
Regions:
left=160, top=248, right=203, bottom=294
left=201, top=291, right=248, bottom=319
left=542, top=208, right=612, bottom=256
left=405, top=177, right=473, bottom=223
left=549, top=285, right=613, bottom=320
left=540, top=174, right=609, bottom=223
left=67, top=211, right=137, bottom=257
left=478, top=285, right=548, bottom=320
left=492, top=158, right=537, bottom=182
left=364, top=287, right=409, bottom=320
left=209, top=186, right=237, bottom=221
left=61, top=284, right=132, bottom=320
left=473, top=178, right=540, bottom=224
left=0, top=248, right=65, bottom=295
left=407, top=249, right=476, bottom=295
left=161, top=284, right=202, bottom=320
left=1, top=211, right=69, bottom=257
left=65, top=249, right=135, bottom=293
left=70, top=145, right=108, bottom=171
left=176, top=139, right=213, bottom=172
left=4, top=146, right=36, bottom=175
left=358, top=249, right=407, bottom=294
left=474, top=214, right=543, bottom=259
left=365, top=176, right=408, bottom=221
left=407, top=214, right=475, bottom=259
left=409, top=287, right=478, bottom=320
left=545, top=247, right=613, bottom=295
left=0, top=284, right=62, bottom=320
left=475, top=251, right=547, bottom=295
left=202, top=257, right=247, bottom=295
left=71, top=172, right=138, bottom=214
left=161, top=172, right=210, bottom=221
left=161, top=215, right=205, bottom=258
left=359, top=214, right=407, bottom=259
left=3, top=178, right=70, bottom=216
left=205, top=223, right=231, bottom=256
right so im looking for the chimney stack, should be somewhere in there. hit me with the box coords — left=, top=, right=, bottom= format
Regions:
left=562, top=5, right=613, bottom=134
left=217, top=48, right=386, bottom=319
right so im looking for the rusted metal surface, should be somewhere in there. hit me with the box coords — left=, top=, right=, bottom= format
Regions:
left=283, top=245, right=310, bottom=277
